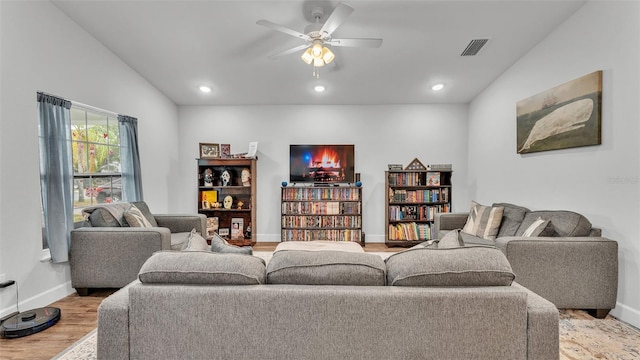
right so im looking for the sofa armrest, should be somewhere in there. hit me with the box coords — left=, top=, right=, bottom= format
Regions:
left=70, top=227, right=171, bottom=289
left=511, top=282, right=559, bottom=360
left=434, top=212, right=468, bottom=235
left=154, top=213, right=206, bottom=235
left=496, top=236, right=618, bottom=311
left=98, top=280, right=139, bottom=359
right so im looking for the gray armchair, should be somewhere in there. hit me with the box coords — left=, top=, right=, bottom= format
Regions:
left=70, top=201, right=206, bottom=295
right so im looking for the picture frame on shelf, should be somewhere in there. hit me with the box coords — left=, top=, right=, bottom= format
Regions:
left=231, top=218, right=244, bottom=240
left=218, top=228, right=230, bottom=238
left=426, top=172, right=441, bottom=186
left=206, top=217, right=219, bottom=237
left=199, top=143, right=220, bottom=159
left=220, top=144, right=231, bottom=158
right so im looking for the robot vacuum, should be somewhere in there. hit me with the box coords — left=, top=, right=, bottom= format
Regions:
left=0, top=307, right=61, bottom=338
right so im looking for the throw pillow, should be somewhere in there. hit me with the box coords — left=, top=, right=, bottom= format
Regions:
left=521, top=217, right=554, bottom=237
left=181, top=228, right=210, bottom=251
left=437, top=229, right=465, bottom=249
left=211, top=233, right=253, bottom=255
left=130, top=201, right=158, bottom=227
left=138, top=251, right=266, bottom=285
left=385, top=246, right=515, bottom=287
left=461, top=201, right=504, bottom=240
left=123, top=204, right=153, bottom=227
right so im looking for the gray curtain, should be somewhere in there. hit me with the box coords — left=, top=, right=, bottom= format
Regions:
left=118, top=115, right=143, bottom=201
left=37, top=92, right=74, bottom=263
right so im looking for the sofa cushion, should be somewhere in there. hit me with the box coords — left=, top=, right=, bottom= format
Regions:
left=462, top=201, right=504, bottom=240
left=521, top=217, right=555, bottom=237
left=130, top=201, right=158, bottom=227
left=266, top=250, right=386, bottom=286
left=493, top=203, right=530, bottom=237
left=516, top=211, right=592, bottom=237
left=138, top=251, right=266, bottom=285
left=88, top=207, right=121, bottom=227
left=385, top=246, right=515, bottom=287
left=123, top=204, right=153, bottom=228
left=181, top=229, right=210, bottom=251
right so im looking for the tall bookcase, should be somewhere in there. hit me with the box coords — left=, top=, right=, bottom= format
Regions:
left=385, top=169, right=452, bottom=247
left=281, top=185, right=363, bottom=244
left=197, top=158, right=257, bottom=246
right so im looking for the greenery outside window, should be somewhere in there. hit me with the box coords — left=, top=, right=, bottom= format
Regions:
left=70, top=105, right=122, bottom=223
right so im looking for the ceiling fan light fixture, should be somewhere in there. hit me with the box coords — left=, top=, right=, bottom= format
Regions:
left=321, top=47, right=335, bottom=64
left=301, top=48, right=314, bottom=64
left=311, top=43, right=323, bottom=57
left=313, top=57, right=325, bottom=67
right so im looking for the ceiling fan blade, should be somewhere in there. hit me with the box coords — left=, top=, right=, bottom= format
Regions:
left=327, top=38, right=383, bottom=48
left=256, top=19, right=310, bottom=41
left=268, top=43, right=311, bottom=59
left=320, top=2, right=354, bottom=36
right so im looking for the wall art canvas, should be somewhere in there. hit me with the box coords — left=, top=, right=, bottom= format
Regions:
left=516, top=70, right=602, bottom=154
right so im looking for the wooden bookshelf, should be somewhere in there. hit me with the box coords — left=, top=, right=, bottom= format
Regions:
left=385, top=168, right=452, bottom=247
left=281, top=185, right=363, bottom=244
left=197, top=158, right=256, bottom=246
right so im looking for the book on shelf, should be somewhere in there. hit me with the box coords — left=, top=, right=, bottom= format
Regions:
left=231, top=218, right=244, bottom=240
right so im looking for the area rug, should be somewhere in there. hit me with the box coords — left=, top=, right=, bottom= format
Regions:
left=51, top=328, right=96, bottom=360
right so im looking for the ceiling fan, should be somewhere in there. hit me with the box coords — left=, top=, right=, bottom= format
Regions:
left=256, top=2, right=382, bottom=77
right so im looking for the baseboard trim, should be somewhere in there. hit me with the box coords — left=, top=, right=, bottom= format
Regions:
left=610, top=302, right=640, bottom=329
left=0, top=281, right=75, bottom=318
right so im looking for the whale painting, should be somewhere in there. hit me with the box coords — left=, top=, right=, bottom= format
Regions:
left=517, top=71, right=602, bottom=154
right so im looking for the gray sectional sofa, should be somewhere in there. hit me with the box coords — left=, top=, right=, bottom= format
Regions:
left=435, top=202, right=618, bottom=318
left=98, top=245, right=559, bottom=360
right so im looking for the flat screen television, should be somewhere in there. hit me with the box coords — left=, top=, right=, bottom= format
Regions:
left=289, top=144, right=355, bottom=184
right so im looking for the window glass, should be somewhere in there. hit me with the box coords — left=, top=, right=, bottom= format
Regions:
left=70, top=105, right=121, bottom=223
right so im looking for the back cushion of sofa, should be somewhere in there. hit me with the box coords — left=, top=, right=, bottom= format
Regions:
left=493, top=203, right=530, bottom=237
left=515, top=211, right=592, bottom=237
left=385, top=246, right=515, bottom=287
left=266, top=250, right=386, bottom=286
left=138, top=251, right=266, bottom=285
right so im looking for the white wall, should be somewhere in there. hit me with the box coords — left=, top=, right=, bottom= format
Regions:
left=468, top=1, right=640, bottom=327
left=176, top=105, right=470, bottom=242
left=0, top=1, right=178, bottom=317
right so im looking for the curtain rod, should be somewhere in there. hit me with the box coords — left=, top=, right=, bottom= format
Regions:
left=37, top=90, right=120, bottom=117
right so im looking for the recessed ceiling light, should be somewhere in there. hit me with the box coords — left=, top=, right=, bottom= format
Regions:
left=432, top=83, right=445, bottom=91
left=314, top=85, right=326, bottom=92
left=199, top=85, right=212, bottom=93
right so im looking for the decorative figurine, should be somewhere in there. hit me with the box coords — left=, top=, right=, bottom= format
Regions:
left=241, top=168, right=251, bottom=186
left=223, top=195, right=233, bottom=209
left=221, top=169, right=231, bottom=186
left=203, top=168, right=214, bottom=187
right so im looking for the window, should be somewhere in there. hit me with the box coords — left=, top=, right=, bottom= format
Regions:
left=70, top=105, right=121, bottom=223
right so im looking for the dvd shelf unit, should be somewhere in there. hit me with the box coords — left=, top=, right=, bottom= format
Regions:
left=385, top=169, right=452, bottom=247
left=281, top=186, right=363, bottom=244
left=197, top=158, right=257, bottom=246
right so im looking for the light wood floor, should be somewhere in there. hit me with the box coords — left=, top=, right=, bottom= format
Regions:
left=0, top=242, right=400, bottom=359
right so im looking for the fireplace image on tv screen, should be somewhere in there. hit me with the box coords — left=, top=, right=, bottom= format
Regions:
left=290, top=145, right=355, bottom=183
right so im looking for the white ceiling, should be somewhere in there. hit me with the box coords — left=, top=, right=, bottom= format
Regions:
left=51, top=0, right=585, bottom=106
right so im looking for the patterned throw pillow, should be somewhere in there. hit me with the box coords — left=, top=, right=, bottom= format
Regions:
left=123, top=204, right=153, bottom=227
left=461, top=201, right=504, bottom=240
left=521, top=217, right=554, bottom=237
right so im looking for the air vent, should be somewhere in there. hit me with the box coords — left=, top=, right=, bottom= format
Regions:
left=461, top=38, right=490, bottom=56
